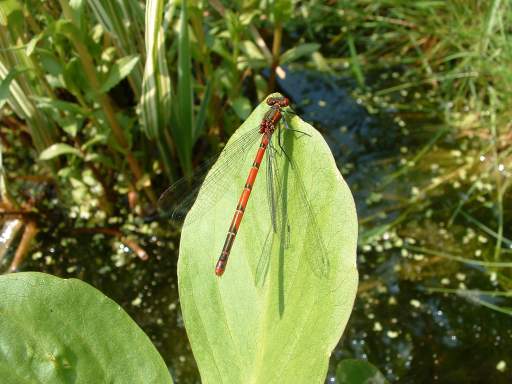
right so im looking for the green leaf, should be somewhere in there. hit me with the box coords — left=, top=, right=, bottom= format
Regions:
left=179, top=93, right=358, bottom=383
left=39, top=143, right=83, bottom=160
left=88, top=0, right=145, bottom=97
left=270, top=0, right=293, bottom=23
left=85, top=153, right=115, bottom=169
left=34, top=97, right=88, bottom=116
left=176, top=2, right=194, bottom=176
left=336, top=359, right=389, bottom=384
left=193, top=78, right=213, bottom=142
left=54, top=19, right=81, bottom=41
left=231, top=96, right=252, bottom=119
left=0, top=67, right=25, bottom=109
left=26, top=33, right=43, bottom=56
left=39, top=51, right=64, bottom=77
left=0, top=272, right=173, bottom=384
left=99, top=54, right=140, bottom=93
left=280, top=43, right=321, bottom=65
left=0, top=0, right=22, bottom=27
left=139, top=0, right=173, bottom=178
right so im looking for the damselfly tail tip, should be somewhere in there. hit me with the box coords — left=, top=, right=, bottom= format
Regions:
left=215, top=256, right=227, bottom=276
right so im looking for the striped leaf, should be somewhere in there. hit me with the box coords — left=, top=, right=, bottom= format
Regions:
left=0, top=61, right=56, bottom=154
left=139, top=0, right=174, bottom=177
left=87, top=0, right=145, bottom=97
left=0, top=2, right=57, bottom=154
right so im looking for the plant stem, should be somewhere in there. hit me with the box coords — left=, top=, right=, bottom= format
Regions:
left=9, top=220, right=37, bottom=272
left=73, top=227, right=148, bottom=260
left=268, top=21, right=282, bottom=92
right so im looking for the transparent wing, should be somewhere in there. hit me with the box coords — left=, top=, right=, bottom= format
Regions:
left=287, top=153, right=330, bottom=278
left=255, top=134, right=297, bottom=285
left=256, top=123, right=330, bottom=284
left=158, top=128, right=261, bottom=224
left=266, top=141, right=279, bottom=233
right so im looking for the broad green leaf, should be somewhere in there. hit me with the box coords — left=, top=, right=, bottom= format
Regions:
left=39, top=143, right=83, bottom=160
left=179, top=93, right=358, bottom=383
left=0, top=272, right=173, bottom=384
left=280, top=43, right=321, bottom=65
left=99, top=54, right=140, bottom=93
left=336, top=359, right=389, bottom=384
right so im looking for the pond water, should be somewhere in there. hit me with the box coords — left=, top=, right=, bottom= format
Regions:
left=17, top=67, right=512, bottom=383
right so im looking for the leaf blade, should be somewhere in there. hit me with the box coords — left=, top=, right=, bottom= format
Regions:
left=99, top=54, right=140, bottom=93
left=0, top=272, right=173, bottom=384
left=178, top=94, right=358, bottom=383
left=39, top=143, right=83, bottom=160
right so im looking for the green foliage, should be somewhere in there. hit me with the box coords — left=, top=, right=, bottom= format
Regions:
left=1, top=0, right=510, bottom=381
left=280, top=43, right=320, bottom=65
left=178, top=96, right=358, bottom=383
left=338, top=0, right=512, bottom=304
left=0, top=67, right=26, bottom=109
left=175, top=1, right=194, bottom=176
left=140, top=0, right=173, bottom=176
left=99, top=54, right=140, bottom=94
left=0, top=272, right=173, bottom=384
left=39, top=143, right=83, bottom=160
left=88, top=0, right=145, bottom=96
left=0, top=0, right=327, bottom=212
left=336, top=359, right=389, bottom=384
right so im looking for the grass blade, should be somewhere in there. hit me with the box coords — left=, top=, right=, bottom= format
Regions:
left=140, top=0, right=174, bottom=179
left=175, top=1, right=194, bottom=176
left=87, top=0, right=145, bottom=97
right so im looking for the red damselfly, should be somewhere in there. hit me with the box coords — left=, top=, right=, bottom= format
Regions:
left=159, top=95, right=329, bottom=278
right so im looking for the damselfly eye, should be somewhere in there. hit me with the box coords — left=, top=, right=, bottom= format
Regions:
left=266, top=96, right=290, bottom=107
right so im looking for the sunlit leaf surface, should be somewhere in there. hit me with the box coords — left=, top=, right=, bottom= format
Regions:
left=0, top=272, right=173, bottom=384
left=179, top=94, right=358, bottom=383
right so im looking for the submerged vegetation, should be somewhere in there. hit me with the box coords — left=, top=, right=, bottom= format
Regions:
left=0, top=0, right=511, bottom=382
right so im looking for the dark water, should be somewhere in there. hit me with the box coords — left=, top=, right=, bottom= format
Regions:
left=13, top=68, right=512, bottom=383
left=279, top=69, right=512, bottom=383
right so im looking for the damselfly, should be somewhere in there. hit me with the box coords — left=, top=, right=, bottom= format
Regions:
left=159, top=95, right=328, bottom=277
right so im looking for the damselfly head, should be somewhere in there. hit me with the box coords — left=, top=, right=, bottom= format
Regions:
left=266, top=96, right=289, bottom=108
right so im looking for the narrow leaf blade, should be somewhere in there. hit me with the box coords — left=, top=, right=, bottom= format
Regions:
left=280, top=43, right=320, bottom=65
left=100, top=54, right=140, bottom=93
left=39, top=143, right=83, bottom=160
